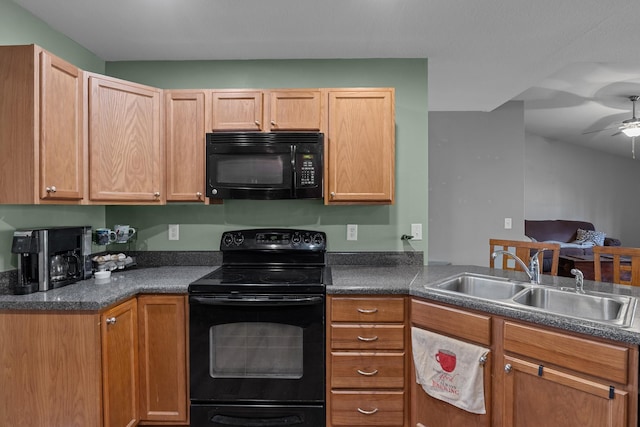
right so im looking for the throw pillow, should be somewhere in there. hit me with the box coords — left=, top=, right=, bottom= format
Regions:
left=576, top=228, right=606, bottom=246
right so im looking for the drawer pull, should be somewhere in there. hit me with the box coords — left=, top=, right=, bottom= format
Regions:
left=357, top=308, right=378, bottom=314
left=357, top=407, right=379, bottom=415
left=357, top=335, right=379, bottom=342
left=357, top=369, right=379, bottom=376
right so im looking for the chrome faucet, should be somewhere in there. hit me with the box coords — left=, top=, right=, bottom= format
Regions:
left=492, top=249, right=549, bottom=284
left=571, top=268, right=585, bottom=294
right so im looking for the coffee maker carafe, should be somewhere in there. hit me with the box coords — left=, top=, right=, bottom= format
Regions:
left=11, top=226, right=92, bottom=295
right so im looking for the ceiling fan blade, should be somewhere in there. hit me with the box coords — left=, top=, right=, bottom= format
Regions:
left=611, top=131, right=622, bottom=136
left=582, top=126, right=620, bottom=135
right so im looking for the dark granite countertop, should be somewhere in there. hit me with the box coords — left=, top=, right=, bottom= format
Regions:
left=2, top=263, right=640, bottom=345
left=0, top=266, right=216, bottom=311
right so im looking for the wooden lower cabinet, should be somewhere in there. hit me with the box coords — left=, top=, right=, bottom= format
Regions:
left=410, top=299, right=492, bottom=427
left=410, top=297, right=639, bottom=427
left=137, top=295, right=189, bottom=425
left=328, top=295, right=409, bottom=427
left=502, top=355, right=628, bottom=427
left=102, top=298, right=139, bottom=427
left=0, top=294, right=189, bottom=427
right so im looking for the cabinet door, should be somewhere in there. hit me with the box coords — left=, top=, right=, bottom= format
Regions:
left=102, top=298, right=139, bottom=427
left=165, top=90, right=207, bottom=202
left=212, top=90, right=263, bottom=131
left=269, top=90, right=322, bottom=130
left=39, top=50, right=85, bottom=201
left=502, top=355, right=627, bottom=427
left=89, top=75, right=163, bottom=203
left=138, top=295, right=189, bottom=423
left=327, top=89, right=395, bottom=204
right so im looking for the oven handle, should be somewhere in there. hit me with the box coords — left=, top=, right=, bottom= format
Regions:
left=211, top=414, right=304, bottom=426
left=190, top=295, right=323, bottom=307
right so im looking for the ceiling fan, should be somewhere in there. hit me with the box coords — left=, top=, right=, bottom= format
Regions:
left=583, top=95, right=640, bottom=159
left=619, top=95, right=640, bottom=159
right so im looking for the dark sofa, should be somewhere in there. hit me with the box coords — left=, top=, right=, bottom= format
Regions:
left=524, top=219, right=621, bottom=258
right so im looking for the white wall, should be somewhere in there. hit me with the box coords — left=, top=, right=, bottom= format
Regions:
left=428, top=101, right=527, bottom=266
left=525, top=133, right=640, bottom=246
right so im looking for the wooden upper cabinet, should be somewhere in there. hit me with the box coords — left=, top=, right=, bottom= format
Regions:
left=327, top=89, right=395, bottom=205
left=165, top=90, right=207, bottom=202
left=39, top=51, right=85, bottom=201
left=211, top=90, right=263, bottom=131
left=0, top=44, right=85, bottom=204
left=102, top=298, right=139, bottom=427
left=269, top=90, right=323, bottom=131
left=88, top=74, right=164, bottom=203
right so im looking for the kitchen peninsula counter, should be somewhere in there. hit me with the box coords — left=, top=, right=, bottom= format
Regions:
left=2, top=264, right=640, bottom=344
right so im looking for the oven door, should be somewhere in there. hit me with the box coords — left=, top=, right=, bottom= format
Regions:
left=206, top=142, right=293, bottom=200
left=189, top=294, right=325, bottom=404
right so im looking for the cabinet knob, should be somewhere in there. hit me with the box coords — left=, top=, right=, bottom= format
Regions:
left=504, top=363, right=512, bottom=373
left=196, top=191, right=203, bottom=198
left=46, top=186, right=57, bottom=193
left=271, top=120, right=276, bottom=126
left=254, top=120, right=260, bottom=126
left=330, top=192, right=336, bottom=198
left=357, top=408, right=379, bottom=416
left=106, top=317, right=117, bottom=325
left=153, top=192, right=160, bottom=197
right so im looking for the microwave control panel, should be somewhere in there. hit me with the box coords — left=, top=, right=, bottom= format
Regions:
left=296, top=153, right=320, bottom=187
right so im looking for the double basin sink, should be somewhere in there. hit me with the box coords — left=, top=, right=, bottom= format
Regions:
left=429, top=273, right=637, bottom=328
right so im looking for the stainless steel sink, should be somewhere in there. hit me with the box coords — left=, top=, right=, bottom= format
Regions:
left=512, top=287, right=637, bottom=327
left=433, top=273, right=528, bottom=300
left=428, top=272, right=637, bottom=328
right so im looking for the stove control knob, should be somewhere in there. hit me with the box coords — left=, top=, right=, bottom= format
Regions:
left=233, top=233, right=245, bottom=246
left=223, top=233, right=234, bottom=247
left=291, top=232, right=302, bottom=244
left=303, top=234, right=311, bottom=244
left=313, top=233, right=324, bottom=245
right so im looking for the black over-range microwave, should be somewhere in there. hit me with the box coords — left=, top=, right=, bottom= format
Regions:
left=205, top=132, right=324, bottom=200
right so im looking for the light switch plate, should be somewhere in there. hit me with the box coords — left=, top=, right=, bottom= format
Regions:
left=504, top=218, right=512, bottom=229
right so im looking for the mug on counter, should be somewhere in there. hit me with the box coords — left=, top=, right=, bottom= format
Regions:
left=95, top=228, right=117, bottom=245
left=114, top=225, right=136, bottom=243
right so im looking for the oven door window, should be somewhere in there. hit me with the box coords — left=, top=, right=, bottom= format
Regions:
left=210, top=322, right=303, bottom=379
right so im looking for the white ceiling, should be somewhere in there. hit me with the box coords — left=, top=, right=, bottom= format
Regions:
left=12, top=0, right=640, bottom=157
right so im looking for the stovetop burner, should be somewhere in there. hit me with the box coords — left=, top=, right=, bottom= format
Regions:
left=188, top=228, right=329, bottom=295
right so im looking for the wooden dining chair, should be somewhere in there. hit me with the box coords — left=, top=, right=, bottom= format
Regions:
left=489, top=239, right=561, bottom=276
left=593, top=246, right=640, bottom=286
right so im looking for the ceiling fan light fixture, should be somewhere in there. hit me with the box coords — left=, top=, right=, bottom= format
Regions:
left=621, top=126, right=640, bottom=137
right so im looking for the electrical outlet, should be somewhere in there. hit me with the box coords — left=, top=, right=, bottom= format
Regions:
left=347, top=224, right=358, bottom=241
left=168, top=224, right=179, bottom=240
left=411, top=224, right=422, bottom=240
left=504, top=218, right=512, bottom=229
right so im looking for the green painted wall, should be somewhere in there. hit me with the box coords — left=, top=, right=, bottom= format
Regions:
left=105, top=59, right=429, bottom=254
left=0, top=0, right=107, bottom=272
left=0, top=0, right=104, bottom=72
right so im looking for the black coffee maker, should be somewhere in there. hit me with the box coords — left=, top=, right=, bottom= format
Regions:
left=11, top=226, right=92, bottom=295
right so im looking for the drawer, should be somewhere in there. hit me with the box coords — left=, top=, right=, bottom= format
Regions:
left=331, top=297, right=405, bottom=323
left=503, top=321, right=629, bottom=383
left=331, top=352, right=405, bottom=389
left=330, top=390, right=405, bottom=426
left=331, top=324, right=405, bottom=350
left=411, top=298, right=491, bottom=346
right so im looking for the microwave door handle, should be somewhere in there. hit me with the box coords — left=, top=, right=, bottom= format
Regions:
left=190, top=295, right=323, bottom=307
left=291, top=144, right=297, bottom=196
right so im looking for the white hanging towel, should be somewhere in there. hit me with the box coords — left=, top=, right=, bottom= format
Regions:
left=411, top=327, right=489, bottom=414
